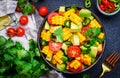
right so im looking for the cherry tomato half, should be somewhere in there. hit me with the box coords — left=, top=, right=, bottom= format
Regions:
left=67, top=46, right=81, bottom=58
left=47, top=12, right=59, bottom=25
left=49, top=41, right=62, bottom=52
left=19, top=15, right=28, bottom=25
left=81, top=25, right=90, bottom=35
left=38, top=6, right=48, bottom=16
left=16, top=27, right=25, bottom=37
left=7, top=27, right=16, bottom=37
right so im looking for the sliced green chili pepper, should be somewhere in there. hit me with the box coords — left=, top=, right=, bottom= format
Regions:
left=64, top=20, right=71, bottom=28
left=82, top=18, right=91, bottom=26
left=84, top=0, right=92, bottom=9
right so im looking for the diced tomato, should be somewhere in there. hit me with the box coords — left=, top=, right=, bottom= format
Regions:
left=67, top=46, right=81, bottom=58
left=47, top=12, right=59, bottom=25
left=68, top=60, right=82, bottom=72
left=99, top=4, right=106, bottom=11
left=49, top=41, right=62, bottom=52
left=101, top=0, right=108, bottom=5
left=106, top=1, right=115, bottom=12
left=81, top=25, right=90, bottom=35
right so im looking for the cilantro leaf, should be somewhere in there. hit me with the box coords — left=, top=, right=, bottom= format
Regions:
left=53, top=27, right=64, bottom=42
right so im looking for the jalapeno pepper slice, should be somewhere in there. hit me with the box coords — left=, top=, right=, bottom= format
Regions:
left=84, top=0, right=92, bottom=9
left=82, top=18, right=91, bottom=26
left=64, top=20, right=71, bottom=28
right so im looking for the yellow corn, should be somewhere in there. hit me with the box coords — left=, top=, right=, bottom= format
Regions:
left=41, top=46, right=53, bottom=61
left=52, top=50, right=64, bottom=64
left=41, top=29, right=51, bottom=41
left=69, top=60, right=80, bottom=69
left=82, top=54, right=92, bottom=66
left=98, top=32, right=104, bottom=39
left=63, top=27, right=72, bottom=40
left=90, top=19, right=102, bottom=28
left=69, top=12, right=82, bottom=25
left=52, top=15, right=66, bottom=25
left=63, top=8, right=75, bottom=19
left=77, top=33, right=86, bottom=43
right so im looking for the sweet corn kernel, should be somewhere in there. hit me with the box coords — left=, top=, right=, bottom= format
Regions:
left=98, top=32, right=104, bottom=39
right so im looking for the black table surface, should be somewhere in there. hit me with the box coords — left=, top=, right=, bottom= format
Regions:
left=32, top=0, right=120, bottom=78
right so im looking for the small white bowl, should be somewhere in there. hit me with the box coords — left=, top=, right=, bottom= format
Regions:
left=97, top=0, right=120, bottom=16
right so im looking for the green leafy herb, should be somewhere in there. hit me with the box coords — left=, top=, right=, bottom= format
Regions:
left=17, top=0, right=34, bottom=15
left=53, top=27, right=64, bottom=42
left=0, top=36, right=50, bottom=77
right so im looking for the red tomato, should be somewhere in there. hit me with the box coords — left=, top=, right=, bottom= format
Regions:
left=68, top=60, right=82, bottom=72
left=67, top=46, right=81, bottom=58
left=49, top=41, right=62, bottom=52
left=19, top=15, right=28, bottom=25
left=16, top=27, right=25, bottom=37
left=38, top=6, right=48, bottom=16
left=47, top=12, right=59, bottom=25
left=7, top=28, right=16, bottom=37
left=81, top=25, right=90, bottom=35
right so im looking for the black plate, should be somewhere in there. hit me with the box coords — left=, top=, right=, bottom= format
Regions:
left=37, top=7, right=106, bottom=74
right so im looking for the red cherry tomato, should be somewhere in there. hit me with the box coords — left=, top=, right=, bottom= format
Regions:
left=19, top=15, right=28, bottom=25
left=68, top=60, right=82, bottom=72
left=16, top=27, right=25, bottom=37
left=47, top=12, right=59, bottom=25
left=7, top=27, right=16, bottom=37
left=38, top=6, right=48, bottom=16
left=67, top=46, right=81, bottom=58
left=49, top=41, right=62, bottom=52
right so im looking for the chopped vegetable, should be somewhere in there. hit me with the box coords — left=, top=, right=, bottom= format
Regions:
left=84, top=0, right=92, bottom=9
left=64, top=20, right=71, bottom=28
left=82, top=18, right=91, bottom=26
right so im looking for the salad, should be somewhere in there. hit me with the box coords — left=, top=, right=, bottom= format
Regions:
left=39, top=5, right=105, bottom=73
left=98, top=0, right=120, bottom=13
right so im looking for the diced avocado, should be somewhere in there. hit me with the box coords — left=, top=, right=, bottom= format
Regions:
left=70, top=34, right=80, bottom=45
left=57, top=64, right=66, bottom=71
left=89, top=46, right=98, bottom=58
left=62, top=43, right=68, bottom=54
left=79, top=9, right=91, bottom=18
left=44, top=21, right=50, bottom=30
left=50, top=26, right=61, bottom=33
left=59, top=6, right=65, bottom=14
left=71, top=22, right=81, bottom=32
left=80, top=46, right=88, bottom=53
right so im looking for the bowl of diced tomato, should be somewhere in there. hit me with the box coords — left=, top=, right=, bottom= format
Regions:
left=97, top=0, right=120, bottom=16
left=38, top=5, right=106, bottom=74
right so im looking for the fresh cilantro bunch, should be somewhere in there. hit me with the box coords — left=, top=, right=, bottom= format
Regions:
left=17, top=0, right=34, bottom=15
left=0, top=36, right=50, bottom=78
